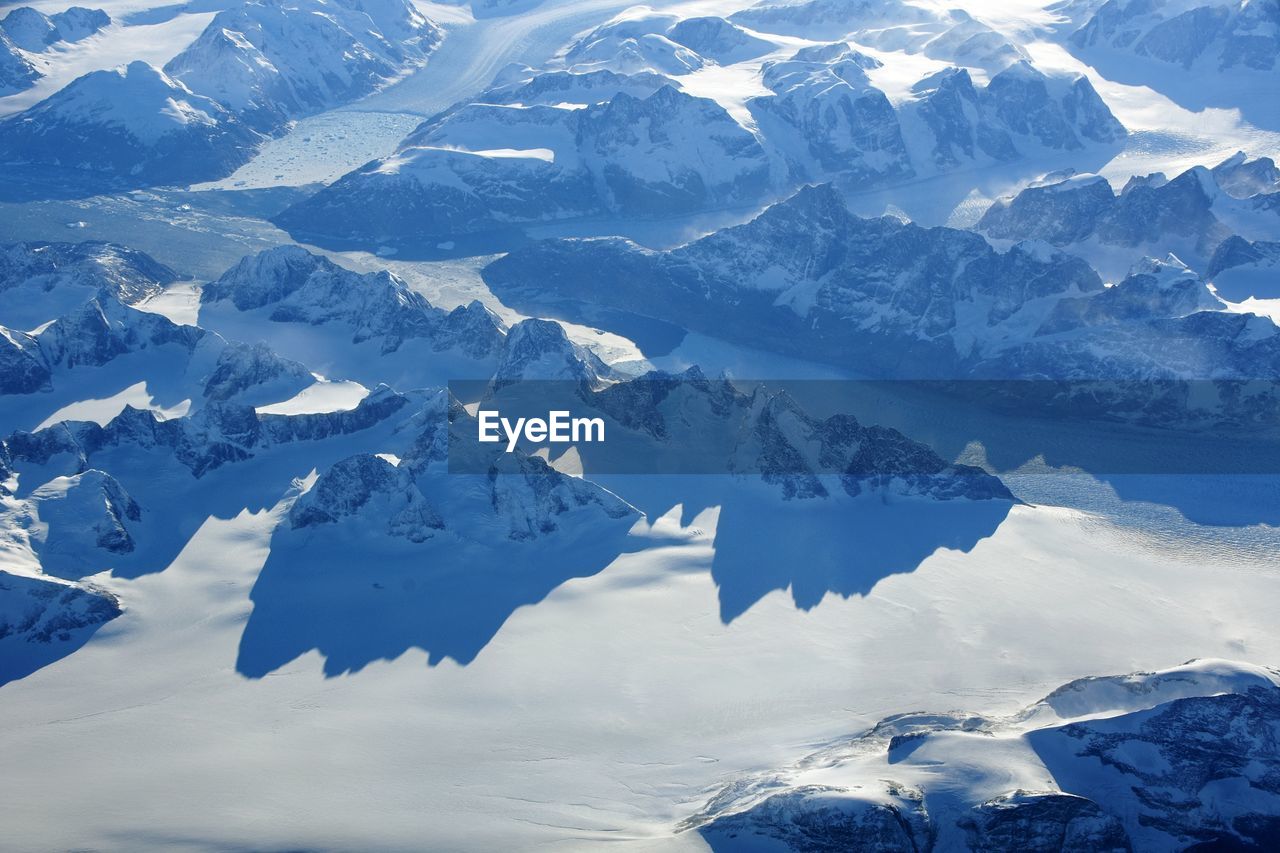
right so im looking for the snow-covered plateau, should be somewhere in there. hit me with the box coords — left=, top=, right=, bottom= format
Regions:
left=1, top=0, right=1279, bottom=850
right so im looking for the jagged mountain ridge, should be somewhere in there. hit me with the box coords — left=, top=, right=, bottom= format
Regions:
left=0, top=289, right=314, bottom=411
left=690, top=659, right=1280, bottom=852
left=483, top=182, right=1280, bottom=386
left=978, top=157, right=1280, bottom=271
left=201, top=245, right=506, bottom=358
left=1069, top=0, right=1280, bottom=72
left=0, top=241, right=179, bottom=320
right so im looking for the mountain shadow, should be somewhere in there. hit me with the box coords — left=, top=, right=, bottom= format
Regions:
left=0, top=572, right=120, bottom=688
left=595, top=474, right=1015, bottom=623
left=235, top=501, right=639, bottom=677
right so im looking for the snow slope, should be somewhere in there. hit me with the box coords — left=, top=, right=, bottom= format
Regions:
left=0, top=60, right=264, bottom=186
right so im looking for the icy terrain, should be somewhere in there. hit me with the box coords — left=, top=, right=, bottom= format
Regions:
left=1, top=0, right=1279, bottom=850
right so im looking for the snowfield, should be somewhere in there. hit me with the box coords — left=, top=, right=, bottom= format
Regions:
left=1, top=0, right=1279, bottom=849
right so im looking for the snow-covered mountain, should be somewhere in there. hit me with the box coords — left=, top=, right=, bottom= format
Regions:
left=560, top=11, right=774, bottom=73
left=732, top=0, right=1028, bottom=70
left=201, top=246, right=505, bottom=358
left=1207, top=235, right=1280, bottom=300
left=164, top=0, right=442, bottom=133
left=274, top=19, right=1128, bottom=250
left=978, top=159, right=1280, bottom=272
left=35, top=293, right=204, bottom=370
left=28, top=469, right=141, bottom=576
left=2, top=0, right=1279, bottom=845
left=751, top=46, right=1124, bottom=185
left=0, top=61, right=264, bottom=187
left=491, top=318, right=612, bottom=386
left=1, top=6, right=109, bottom=53
left=479, top=65, right=673, bottom=107
left=274, top=84, right=772, bottom=245
left=485, top=183, right=1280, bottom=387
left=0, top=570, right=120, bottom=685
left=746, top=43, right=914, bottom=185
left=1070, top=0, right=1280, bottom=71
left=903, top=61, right=1125, bottom=168
left=0, top=240, right=179, bottom=329
left=0, top=31, right=40, bottom=94
left=730, top=0, right=936, bottom=39
left=691, top=659, right=1280, bottom=852
left=1214, top=150, right=1280, bottom=197
left=0, top=326, right=49, bottom=395
left=289, top=452, right=443, bottom=542
left=0, top=290, right=315, bottom=427
left=5, top=382, right=412, bottom=483
left=483, top=183, right=1101, bottom=376
left=567, top=367, right=1017, bottom=501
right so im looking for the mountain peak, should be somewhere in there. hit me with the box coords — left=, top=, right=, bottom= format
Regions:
left=493, top=318, right=609, bottom=385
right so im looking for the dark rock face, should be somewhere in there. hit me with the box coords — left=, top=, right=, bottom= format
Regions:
left=6, top=386, right=411, bottom=478
left=290, top=453, right=443, bottom=542
left=980, top=61, right=1125, bottom=150
left=0, top=328, right=51, bottom=394
left=914, top=68, right=1018, bottom=167
left=960, top=791, right=1132, bottom=852
left=202, top=246, right=506, bottom=356
left=0, top=573, right=121, bottom=645
left=748, top=44, right=914, bottom=184
left=0, top=241, right=178, bottom=306
left=701, top=783, right=935, bottom=852
left=1072, top=0, right=1280, bottom=72
left=202, top=342, right=313, bottom=401
left=0, top=31, right=40, bottom=94
left=1206, top=236, right=1280, bottom=300
left=978, top=166, right=1239, bottom=252
left=1044, top=686, right=1280, bottom=847
left=484, top=184, right=1105, bottom=378
left=978, top=175, right=1116, bottom=243
left=693, top=662, right=1280, bottom=852
left=492, top=318, right=610, bottom=385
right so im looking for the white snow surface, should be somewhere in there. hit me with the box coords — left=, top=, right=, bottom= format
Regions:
left=1, top=0, right=1280, bottom=849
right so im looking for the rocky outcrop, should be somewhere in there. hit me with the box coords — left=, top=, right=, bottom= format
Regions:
left=202, top=246, right=506, bottom=357
left=30, top=470, right=141, bottom=576
left=691, top=660, right=1280, bottom=852
left=0, top=241, right=178, bottom=307
left=290, top=453, right=442, bottom=542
